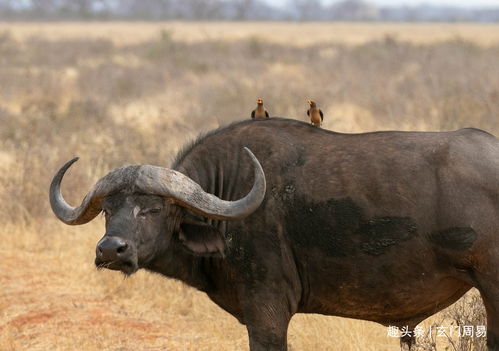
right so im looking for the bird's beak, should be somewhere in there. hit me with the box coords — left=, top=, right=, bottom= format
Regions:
left=307, top=100, right=312, bottom=105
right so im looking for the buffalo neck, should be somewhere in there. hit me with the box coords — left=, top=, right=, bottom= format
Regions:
left=145, top=146, right=249, bottom=292
left=145, top=240, right=217, bottom=292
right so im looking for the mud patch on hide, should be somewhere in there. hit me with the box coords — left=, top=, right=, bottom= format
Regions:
left=287, top=197, right=418, bottom=257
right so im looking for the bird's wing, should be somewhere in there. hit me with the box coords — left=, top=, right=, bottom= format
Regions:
left=320, top=109, right=324, bottom=121
left=251, top=110, right=255, bottom=119
left=307, top=109, right=310, bottom=116
left=265, top=110, right=269, bottom=118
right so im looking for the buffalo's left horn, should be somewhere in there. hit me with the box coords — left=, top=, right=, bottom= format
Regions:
left=134, top=147, right=266, bottom=220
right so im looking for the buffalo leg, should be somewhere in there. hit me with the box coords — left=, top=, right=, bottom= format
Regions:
left=471, top=271, right=499, bottom=350
left=400, top=329, right=415, bottom=351
left=480, top=288, right=499, bottom=350
left=246, top=321, right=290, bottom=351
left=243, top=301, right=292, bottom=351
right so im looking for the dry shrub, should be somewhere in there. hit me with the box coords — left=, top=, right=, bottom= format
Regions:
left=412, top=290, right=487, bottom=351
left=442, top=291, right=487, bottom=351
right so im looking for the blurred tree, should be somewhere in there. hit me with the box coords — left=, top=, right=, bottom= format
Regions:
left=30, top=0, right=58, bottom=18
left=123, top=0, right=173, bottom=20
left=288, top=0, right=323, bottom=21
left=0, top=0, right=16, bottom=16
left=0, top=0, right=497, bottom=22
left=184, top=0, right=224, bottom=20
left=233, top=0, right=255, bottom=20
left=328, top=0, right=379, bottom=21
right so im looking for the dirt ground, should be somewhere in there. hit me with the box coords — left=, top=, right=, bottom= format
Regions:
left=0, top=227, right=246, bottom=350
left=1, top=250, right=176, bottom=350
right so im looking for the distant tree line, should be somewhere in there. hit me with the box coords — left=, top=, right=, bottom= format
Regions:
left=0, top=0, right=498, bottom=22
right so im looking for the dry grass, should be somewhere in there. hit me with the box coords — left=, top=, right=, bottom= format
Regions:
left=0, top=22, right=496, bottom=350
left=2, top=22, right=499, bottom=47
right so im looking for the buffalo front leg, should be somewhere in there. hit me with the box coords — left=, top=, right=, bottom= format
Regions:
left=240, top=290, right=293, bottom=351
left=245, top=307, right=291, bottom=351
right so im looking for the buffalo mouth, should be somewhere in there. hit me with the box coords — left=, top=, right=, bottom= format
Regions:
left=94, top=235, right=139, bottom=275
left=95, top=258, right=138, bottom=275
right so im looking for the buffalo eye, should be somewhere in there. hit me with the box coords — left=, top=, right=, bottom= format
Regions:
left=139, top=208, right=161, bottom=217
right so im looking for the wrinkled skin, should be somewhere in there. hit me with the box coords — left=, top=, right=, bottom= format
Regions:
left=52, top=118, right=499, bottom=351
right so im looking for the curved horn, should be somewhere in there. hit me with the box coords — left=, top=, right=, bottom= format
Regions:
left=135, top=147, right=266, bottom=220
left=49, top=158, right=136, bottom=225
left=50, top=148, right=266, bottom=224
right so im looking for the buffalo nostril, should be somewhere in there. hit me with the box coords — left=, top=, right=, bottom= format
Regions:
left=117, top=243, right=128, bottom=254
left=96, top=236, right=128, bottom=261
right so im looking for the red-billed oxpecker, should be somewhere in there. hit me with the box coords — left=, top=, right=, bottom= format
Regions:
left=307, top=100, right=324, bottom=127
left=251, top=99, right=269, bottom=119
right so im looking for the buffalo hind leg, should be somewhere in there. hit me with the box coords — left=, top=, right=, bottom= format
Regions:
left=470, top=271, right=499, bottom=350
left=400, top=328, right=416, bottom=351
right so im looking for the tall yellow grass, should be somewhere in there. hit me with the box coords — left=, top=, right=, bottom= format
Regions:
left=0, top=22, right=496, bottom=350
left=2, top=22, right=499, bottom=47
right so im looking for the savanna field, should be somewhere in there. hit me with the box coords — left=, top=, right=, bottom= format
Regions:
left=2, top=22, right=499, bottom=350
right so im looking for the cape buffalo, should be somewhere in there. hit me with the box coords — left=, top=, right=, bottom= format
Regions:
left=50, top=118, right=499, bottom=350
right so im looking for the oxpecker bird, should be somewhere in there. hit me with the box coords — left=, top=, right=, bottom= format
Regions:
left=251, top=99, right=269, bottom=119
left=307, top=100, right=323, bottom=127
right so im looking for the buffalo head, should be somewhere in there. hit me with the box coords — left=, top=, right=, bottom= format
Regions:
left=49, top=148, right=266, bottom=275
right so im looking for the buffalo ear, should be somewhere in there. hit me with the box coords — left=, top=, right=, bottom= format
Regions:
left=179, top=221, right=225, bottom=255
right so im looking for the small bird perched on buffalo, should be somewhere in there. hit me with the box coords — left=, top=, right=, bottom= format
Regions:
left=251, top=99, right=269, bottom=119
left=307, top=100, right=324, bottom=127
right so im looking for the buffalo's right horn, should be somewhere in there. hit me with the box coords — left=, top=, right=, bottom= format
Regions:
left=49, top=158, right=138, bottom=225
